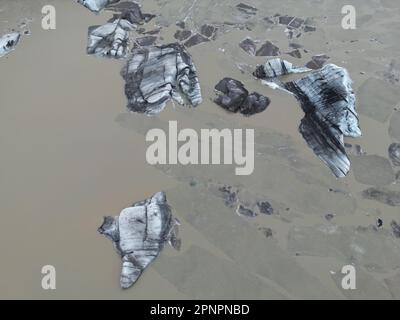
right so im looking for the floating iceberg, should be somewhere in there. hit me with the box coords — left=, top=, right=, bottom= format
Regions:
left=87, top=20, right=133, bottom=58
left=85, top=1, right=155, bottom=59
left=122, top=43, right=202, bottom=114
left=285, top=64, right=361, bottom=177
left=98, top=192, right=180, bottom=289
left=254, top=58, right=311, bottom=79
left=0, top=33, right=21, bottom=58
left=255, top=59, right=362, bottom=178
left=77, top=0, right=119, bottom=13
left=214, top=78, right=270, bottom=116
left=389, top=143, right=400, bottom=166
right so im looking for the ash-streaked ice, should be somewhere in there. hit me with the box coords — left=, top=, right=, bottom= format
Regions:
left=122, top=43, right=202, bottom=114
left=255, top=59, right=362, bottom=178
left=77, top=0, right=119, bottom=13
left=98, top=192, right=180, bottom=289
left=0, top=33, right=20, bottom=58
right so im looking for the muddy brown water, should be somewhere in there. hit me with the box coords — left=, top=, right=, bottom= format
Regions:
left=0, top=0, right=399, bottom=299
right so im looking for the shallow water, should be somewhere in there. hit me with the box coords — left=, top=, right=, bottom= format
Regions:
left=0, top=0, right=399, bottom=299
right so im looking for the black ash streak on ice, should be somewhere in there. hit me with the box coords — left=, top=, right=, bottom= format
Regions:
left=98, top=192, right=181, bottom=289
